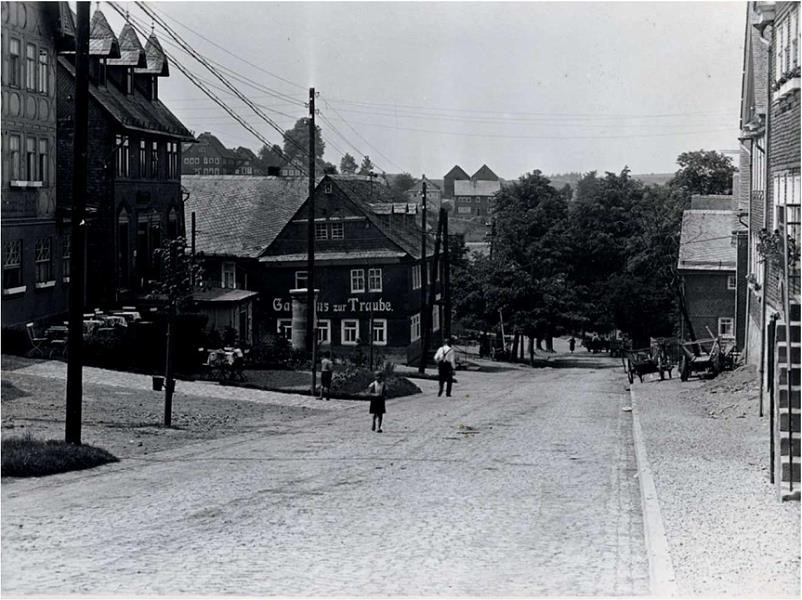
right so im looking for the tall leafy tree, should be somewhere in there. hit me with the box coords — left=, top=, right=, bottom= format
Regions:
left=340, top=153, right=358, bottom=174
left=283, top=118, right=325, bottom=168
left=358, top=155, right=375, bottom=175
left=390, top=172, right=416, bottom=195
left=669, top=149, right=737, bottom=195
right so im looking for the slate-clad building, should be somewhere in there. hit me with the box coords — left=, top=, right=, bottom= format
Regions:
left=184, top=174, right=442, bottom=358
left=57, top=10, right=193, bottom=306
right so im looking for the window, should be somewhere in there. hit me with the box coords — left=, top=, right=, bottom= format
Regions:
left=718, top=317, right=734, bottom=339
left=412, top=264, right=421, bottom=289
left=222, top=262, right=236, bottom=289
left=368, top=267, right=382, bottom=292
left=315, top=223, right=328, bottom=240
left=277, top=319, right=292, bottom=340
left=9, top=39, right=20, bottom=87
left=34, top=238, right=52, bottom=284
left=410, top=313, right=421, bottom=341
left=167, top=142, right=178, bottom=178
left=432, top=303, right=440, bottom=331
left=139, top=140, right=147, bottom=176
left=38, top=139, right=48, bottom=184
left=331, top=222, right=344, bottom=240
left=792, top=8, right=800, bottom=70
left=773, top=173, right=801, bottom=295
left=727, top=275, right=736, bottom=290
left=115, top=135, right=129, bottom=177
left=3, top=240, right=23, bottom=291
left=25, top=43, right=36, bottom=90
left=9, top=135, right=20, bottom=180
left=371, top=318, right=387, bottom=346
left=62, top=233, right=71, bottom=281
left=38, top=48, right=48, bottom=93
left=150, top=141, right=159, bottom=177
left=25, top=137, right=36, bottom=181
left=125, top=68, right=133, bottom=94
left=317, top=319, right=331, bottom=345
left=351, top=268, right=365, bottom=293
left=294, top=270, right=308, bottom=289
left=341, top=319, right=359, bottom=345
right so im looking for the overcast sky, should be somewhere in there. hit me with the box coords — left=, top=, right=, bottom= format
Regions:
left=103, top=1, right=746, bottom=180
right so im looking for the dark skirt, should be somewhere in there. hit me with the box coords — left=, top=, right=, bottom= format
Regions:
left=321, top=371, right=333, bottom=387
left=369, top=397, right=386, bottom=415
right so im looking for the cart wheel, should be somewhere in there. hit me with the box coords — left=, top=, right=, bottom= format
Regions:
left=679, top=356, right=689, bottom=381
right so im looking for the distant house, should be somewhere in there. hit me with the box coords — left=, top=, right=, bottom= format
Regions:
left=453, top=179, right=502, bottom=217
left=233, top=147, right=257, bottom=175
left=442, top=165, right=470, bottom=199
left=405, top=178, right=443, bottom=208
left=184, top=174, right=443, bottom=358
left=677, top=196, right=744, bottom=344
left=182, top=132, right=239, bottom=176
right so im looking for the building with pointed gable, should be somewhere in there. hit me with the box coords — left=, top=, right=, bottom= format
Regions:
left=56, top=9, right=193, bottom=307
left=184, top=174, right=443, bottom=357
left=182, top=131, right=240, bottom=176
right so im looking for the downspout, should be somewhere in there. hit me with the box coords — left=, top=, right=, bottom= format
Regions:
left=757, top=20, right=772, bottom=404
left=739, top=139, right=753, bottom=364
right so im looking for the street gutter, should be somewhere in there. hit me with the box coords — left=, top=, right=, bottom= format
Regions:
left=629, top=385, right=678, bottom=597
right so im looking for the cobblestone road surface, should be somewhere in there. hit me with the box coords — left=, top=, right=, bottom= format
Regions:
left=2, top=356, right=649, bottom=596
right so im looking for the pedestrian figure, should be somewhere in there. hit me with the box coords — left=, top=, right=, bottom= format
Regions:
left=569, top=337, right=576, bottom=353
left=368, top=371, right=386, bottom=432
left=434, top=337, right=456, bottom=397
left=319, top=350, right=333, bottom=400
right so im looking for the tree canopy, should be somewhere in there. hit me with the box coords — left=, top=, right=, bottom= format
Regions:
left=669, top=149, right=737, bottom=195
left=340, top=153, right=358, bottom=174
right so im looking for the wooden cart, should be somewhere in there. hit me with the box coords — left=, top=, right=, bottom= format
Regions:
left=678, top=337, right=723, bottom=381
left=624, top=341, right=674, bottom=384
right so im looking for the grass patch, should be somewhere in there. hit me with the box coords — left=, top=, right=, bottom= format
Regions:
left=2, top=434, right=119, bottom=478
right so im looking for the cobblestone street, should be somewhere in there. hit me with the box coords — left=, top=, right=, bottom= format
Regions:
left=1, top=355, right=650, bottom=596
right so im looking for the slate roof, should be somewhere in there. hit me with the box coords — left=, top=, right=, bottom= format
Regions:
left=194, top=132, right=238, bottom=159
left=194, top=287, right=259, bottom=303
left=183, top=176, right=310, bottom=258
left=454, top=179, right=502, bottom=197
left=444, top=165, right=470, bottom=180
left=107, top=23, right=147, bottom=67
left=58, top=57, right=193, bottom=140
left=135, top=34, right=169, bottom=76
left=472, top=164, right=499, bottom=181
left=677, top=210, right=741, bottom=272
left=89, top=10, right=120, bottom=58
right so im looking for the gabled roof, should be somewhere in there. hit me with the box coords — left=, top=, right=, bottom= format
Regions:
left=135, top=34, right=169, bottom=76
left=472, top=164, right=499, bottom=181
left=444, top=165, right=470, bottom=180
left=677, top=209, right=740, bottom=272
left=190, top=132, right=238, bottom=159
left=183, top=176, right=310, bottom=258
left=107, top=23, right=147, bottom=68
left=89, top=10, right=120, bottom=58
left=235, top=147, right=257, bottom=161
left=58, top=56, right=193, bottom=140
left=454, top=179, right=502, bottom=197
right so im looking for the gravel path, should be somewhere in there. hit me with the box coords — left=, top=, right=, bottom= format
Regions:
left=631, top=365, right=800, bottom=598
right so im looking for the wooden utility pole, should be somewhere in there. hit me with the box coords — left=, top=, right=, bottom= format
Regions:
left=163, top=243, right=177, bottom=427
left=443, top=203, right=451, bottom=337
left=307, top=87, right=317, bottom=395
left=427, top=212, right=444, bottom=346
left=65, top=1, right=90, bottom=444
left=418, top=179, right=428, bottom=373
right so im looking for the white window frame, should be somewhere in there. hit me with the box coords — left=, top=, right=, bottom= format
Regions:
left=222, top=262, right=236, bottom=289
left=350, top=268, right=365, bottom=293
left=341, top=319, right=359, bottom=345
left=330, top=222, right=344, bottom=240
left=3, top=239, right=24, bottom=293
left=368, top=267, right=382, bottom=292
left=34, top=238, right=53, bottom=286
left=317, top=319, right=331, bottom=345
left=9, top=134, right=20, bottom=181
left=432, top=303, right=440, bottom=332
left=727, top=274, right=737, bottom=290
left=9, top=39, right=20, bottom=88
left=294, top=270, right=308, bottom=289
left=412, top=264, right=421, bottom=290
left=410, top=313, right=421, bottom=342
left=371, top=318, right=388, bottom=346
left=277, top=318, right=292, bottom=340
left=315, top=223, right=328, bottom=240
left=38, top=139, right=48, bottom=184
left=37, top=48, right=48, bottom=94
left=718, top=317, right=734, bottom=339
left=25, top=43, right=36, bottom=91
left=116, top=135, right=129, bottom=177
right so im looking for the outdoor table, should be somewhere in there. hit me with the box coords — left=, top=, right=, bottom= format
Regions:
left=205, top=348, right=245, bottom=381
left=101, top=315, right=128, bottom=328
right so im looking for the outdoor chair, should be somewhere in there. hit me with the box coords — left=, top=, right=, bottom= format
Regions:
left=26, top=322, right=49, bottom=358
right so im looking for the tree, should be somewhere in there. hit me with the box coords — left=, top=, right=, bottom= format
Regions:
left=390, top=172, right=416, bottom=195
left=340, top=153, right=358, bottom=174
left=358, top=155, right=375, bottom=175
left=256, top=144, right=284, bottom=174
left=669, top=149, right=737, bottom=195
left=152, top=237, right=204, bottom=427
left=283, top=117, right=325, bottom=169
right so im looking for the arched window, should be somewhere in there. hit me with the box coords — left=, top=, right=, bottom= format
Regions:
left=167, top=207, right=178, bottom=239
left=117, top=207, right=130, bottom=288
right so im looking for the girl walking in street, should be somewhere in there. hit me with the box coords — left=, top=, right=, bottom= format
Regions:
left=368, top=371, right=386, bottom=432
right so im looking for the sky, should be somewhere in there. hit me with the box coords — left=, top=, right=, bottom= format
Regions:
left=101, top=1, right=747, bottom=180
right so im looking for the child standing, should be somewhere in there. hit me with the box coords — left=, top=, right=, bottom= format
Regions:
left=368, top=371, right=386, bottom=432
left=319, top=351, right=334, bottom=400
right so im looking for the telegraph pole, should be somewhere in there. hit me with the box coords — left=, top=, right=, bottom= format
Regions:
left=443, top=202, right=451, bottom=337
left=65, top=1, right=90, bottom=444
left=307, top=87, right=317, bottom=395
left=418, top=178, right=428, bottom=373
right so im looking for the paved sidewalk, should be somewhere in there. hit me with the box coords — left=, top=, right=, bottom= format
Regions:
left=630, top=366, right=800, bottom=598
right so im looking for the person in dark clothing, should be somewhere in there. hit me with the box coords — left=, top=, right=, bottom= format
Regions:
left=434, top=337, right=456, bottom=397
left=569, top=337, right=576, bottom=353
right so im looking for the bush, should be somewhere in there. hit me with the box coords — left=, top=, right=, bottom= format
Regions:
left=2, top=434, right=119, bottom=478
left=330, top=360, right=420, bottom=398
left=248, top=335, right=292, bottom=369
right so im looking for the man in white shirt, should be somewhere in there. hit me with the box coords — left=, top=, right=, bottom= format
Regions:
left=434, top=337, right=456, bottom=397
